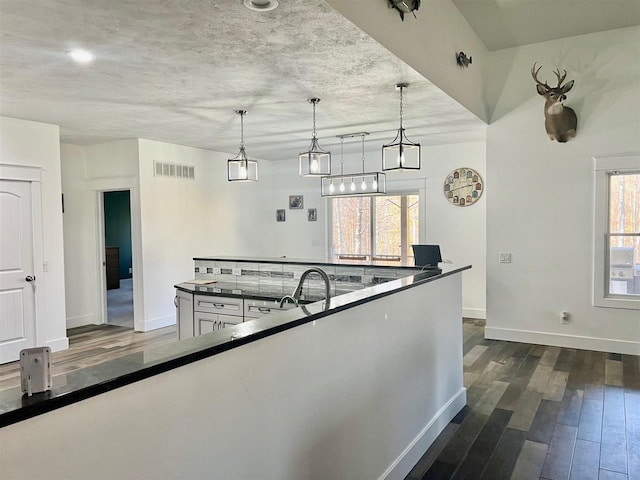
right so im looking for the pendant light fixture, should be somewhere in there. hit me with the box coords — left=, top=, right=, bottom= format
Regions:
left=321, top=132, right=386, bottom=197
left=382, top=83, right=421, bottom=171
left=228, top=110, right=258, bottom=182
left=299, top=98, right=331, bottom=176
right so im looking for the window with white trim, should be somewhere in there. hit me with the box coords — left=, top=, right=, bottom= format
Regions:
left=330, top=193, right=419, bottom=265
left=593, top=155, right=640, bottom=309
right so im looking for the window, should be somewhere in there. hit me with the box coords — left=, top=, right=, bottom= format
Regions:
left=331, top=194, right=419, bottom=265
left=593, top=155, right=640, bottom=309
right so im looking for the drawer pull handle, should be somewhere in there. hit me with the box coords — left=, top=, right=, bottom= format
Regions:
left=258, top=307, right=271, bottom=313
left=214, top=303, right=225, bottom=309
left=174, top=296, right=178, bottom=307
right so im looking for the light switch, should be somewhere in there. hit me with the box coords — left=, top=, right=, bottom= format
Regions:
left=499, top=252, right=512, bottom=263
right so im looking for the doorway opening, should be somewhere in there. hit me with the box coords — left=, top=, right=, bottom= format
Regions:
left=103, top=190, right=133, bottom=328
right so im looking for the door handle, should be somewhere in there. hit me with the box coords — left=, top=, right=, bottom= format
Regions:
left=25, top=275, right=36, bottom=283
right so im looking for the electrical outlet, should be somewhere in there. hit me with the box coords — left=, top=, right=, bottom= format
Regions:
left=213, top=267, right=221, bottom=275
left=128, top=267, right=132, bottom=274
left=499, top=252, right=512, bottom=263
left=232, top=268, right=242, bottom=276
left=561, top=311, right=570, bottom=324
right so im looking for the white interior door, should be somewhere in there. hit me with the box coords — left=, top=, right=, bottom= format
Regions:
left=0, top=180, right=36, bottom=363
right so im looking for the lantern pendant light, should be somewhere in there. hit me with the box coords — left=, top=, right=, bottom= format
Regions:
left=299, top=98, right=331, bottom=176
left=382, top=83, right=421, bottom=171
left=228, top=110, right=258, bottom=182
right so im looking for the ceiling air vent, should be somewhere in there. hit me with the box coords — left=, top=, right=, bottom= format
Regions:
left=153, top=161, right=195, bottom=180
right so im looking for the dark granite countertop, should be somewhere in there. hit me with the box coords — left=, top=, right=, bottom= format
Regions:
left=0, top=263, right=470, bottom=428
left=174, top=281, right=378, bottom=303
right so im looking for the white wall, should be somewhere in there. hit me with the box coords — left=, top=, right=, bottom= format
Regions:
left=85, top=139, right=140, bottom=178
left=0, top=116, right=68, bottom=351
left=62, top=136, right=487, bottom=330
left=485, top=27, right=640, bottom=354
left=268, top=140, right=487, bottom=318
left=137, top=139, right=274, bottom=330
left=0, top=273, right=465, bottom=480
left=267, top=160, right=327, bottom=259
left=327, top=0, right=490, bottom=122
left=61, top=139, right=276, bottom=331
left=423, top=141, right=486, bottom=318
left=61, top=139, right=141, bottom=328
left=60, top=144, right=100, bottom=328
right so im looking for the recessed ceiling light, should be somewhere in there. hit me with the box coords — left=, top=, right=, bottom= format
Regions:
left=243, top=0, right=278, bottom=12
left=67, top=49, right=94, bottom=64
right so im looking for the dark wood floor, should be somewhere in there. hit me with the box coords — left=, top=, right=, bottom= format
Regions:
left=406, top=319, right=640, bottom=480
left=0, top=324, right=176, bottom=392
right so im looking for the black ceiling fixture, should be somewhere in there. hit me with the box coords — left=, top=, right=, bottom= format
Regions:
left=387, top=0, right=421, bottom=21
left=456, top=52, right=472, bottom=68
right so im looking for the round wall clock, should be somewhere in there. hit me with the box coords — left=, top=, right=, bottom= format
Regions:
left=443, top=167, right=483, bottom=207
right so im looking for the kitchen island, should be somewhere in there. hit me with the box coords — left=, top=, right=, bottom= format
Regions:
left=1, top=257, right=470, bottom=480
left=175, top=255, right=440, bottom=340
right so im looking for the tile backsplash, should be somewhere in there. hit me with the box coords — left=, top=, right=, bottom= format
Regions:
left=194, top=259, right=418, bottom=296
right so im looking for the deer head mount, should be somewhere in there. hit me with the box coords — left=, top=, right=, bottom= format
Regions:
left=531, top=63, right=578, bottom=143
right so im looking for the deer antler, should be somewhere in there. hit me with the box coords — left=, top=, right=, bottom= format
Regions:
left=553, top=69, right=567, bottom=87
left=531, top=63, right=549, bottom=88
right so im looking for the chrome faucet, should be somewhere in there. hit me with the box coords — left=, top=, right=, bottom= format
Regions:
left=278, top=267, right=331, bottom=308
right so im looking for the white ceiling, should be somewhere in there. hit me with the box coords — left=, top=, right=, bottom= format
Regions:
left=452, top=0, right=640, bottom=51
left=1, top=0, right=637, bottom=160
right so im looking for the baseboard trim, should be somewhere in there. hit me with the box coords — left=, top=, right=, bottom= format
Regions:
left=66, top=314, right=99, bottom=329
left=381, top=387, right=467, bottom=480
left=485, top=326, right=640, bottom=355
left=46, top=337, right=69, bottom=353
left=463, top=308, right=486, bottom=319
left=136, top=315, right=175, bottom=332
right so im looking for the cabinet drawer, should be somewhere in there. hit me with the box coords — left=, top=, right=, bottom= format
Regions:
left=217, top=314, right=243, bottom=326
left=194, top=295, right=243, bottom=316
left=244, top=300, right=294, bottom=319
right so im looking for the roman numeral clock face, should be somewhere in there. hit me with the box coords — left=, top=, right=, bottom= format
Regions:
left=443, top=168, right=484, bottom=207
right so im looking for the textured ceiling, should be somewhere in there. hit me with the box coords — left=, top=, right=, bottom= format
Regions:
left=452, top=0, right=640, bottom=51
left=0, top=0, right=485, bottom=160
left=3, top=1, right=635, bottom=161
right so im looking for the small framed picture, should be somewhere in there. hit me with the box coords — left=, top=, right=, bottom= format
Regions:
left=276, top=209, right=286, bottom=222
left=307, top=208, right=317, bottom=222
left=289, top=195, right=303, bottom=209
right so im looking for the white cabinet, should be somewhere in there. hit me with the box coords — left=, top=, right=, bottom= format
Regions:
left=176, top=290, right=245, bottom=340
left=175, top=289, right=194, bottom=339
left=195, top=311, right=243, bottom=336
left=194, top=294, right=243, bottom=335
left=176, top=290, right=296, bottom=340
